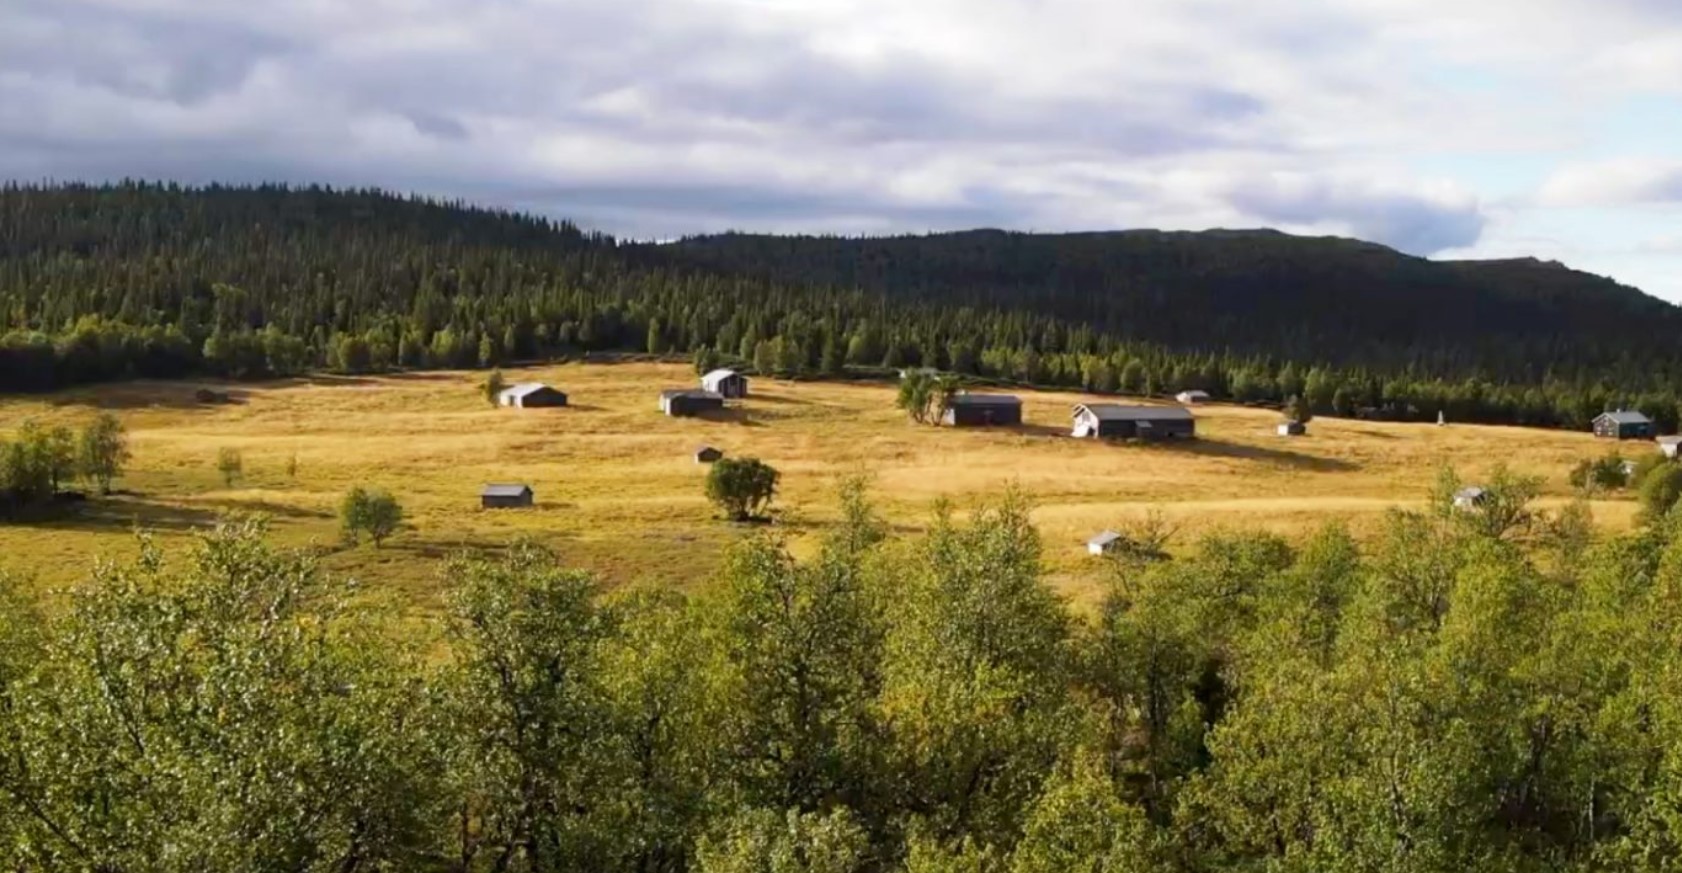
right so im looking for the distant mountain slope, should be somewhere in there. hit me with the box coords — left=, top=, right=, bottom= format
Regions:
left=648, top=229, right=1681, bottom=379
left=1, top=183, right=1679, bottom=429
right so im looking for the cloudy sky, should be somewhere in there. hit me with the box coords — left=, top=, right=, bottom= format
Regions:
left=5, top=0, right=1682, bottom=298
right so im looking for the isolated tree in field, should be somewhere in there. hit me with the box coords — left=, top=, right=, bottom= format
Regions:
left=483, top=368, right=506, bottom=406
left=706, top=457, right=780, bottom=521
left=1284, top=394, right=1313, bottom=424
left=216, top=447, right=243, bottom=487
left=896, top=372, right=958, bottom=425
left=41, top=424, right=76, bottom=494
left=78, top=412, right=130, bottom=495
left=341, top=486, right=404, bottom=546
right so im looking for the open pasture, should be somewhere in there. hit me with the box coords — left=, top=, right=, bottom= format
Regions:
left=0, top=362, right=1641, bottom=612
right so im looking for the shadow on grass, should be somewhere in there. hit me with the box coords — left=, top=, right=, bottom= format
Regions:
left=199, top=498, right=333, bottom=520
left=1010, top=423, right=1073, bottom=439
left=13, top=497, right=223, bottom=534
left=692, top=408, right=766, bottom=428
left=749, top=392, right=807, bottom=406
left=382, top=371, right=462, bottom=383
left=1164, top=438, right=1358, bottom=472
left=47, top=384, right=253, bottom=411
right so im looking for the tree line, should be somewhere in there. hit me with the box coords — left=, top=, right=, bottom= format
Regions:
left=6, top=475, right=1682, bottom=870
left=4, top=182, right=1682, bottom=431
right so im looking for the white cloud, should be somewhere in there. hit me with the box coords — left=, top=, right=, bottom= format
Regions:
left=1, top=0, right=1681, bottom=284
left=1540, top=159, right=1682, bottom=206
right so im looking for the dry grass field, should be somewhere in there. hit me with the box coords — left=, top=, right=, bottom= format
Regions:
left=0, top=361, right=1646, bottom=614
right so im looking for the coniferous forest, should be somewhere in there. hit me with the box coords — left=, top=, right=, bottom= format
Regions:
left=6, top=181, right=1682, bottom=430
left=6, top=475, right=1682, bottom=871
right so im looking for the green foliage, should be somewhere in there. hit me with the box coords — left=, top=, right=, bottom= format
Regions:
left=438, top=542, right=625, bottom=871
left=78, top=412, right=130, bottom=495
left=706, top=457, right=781, bottom=521
left=896, top=372, right=958, bottom=425
left=0, top=519, right=435, bottom=869
left=215, top=446, right=243, bottom=487
left=1283, top=393, right=1313, bottom=424
left=340, top=486, right=404, bottom=547
left=7, top=476, right=1682, bottom=869
left=695, top=807, right=871, bottom=873
left=1570, top=451, right=1632, bottom=493
left=695, top=345, right=721, bottom=376
left=1640, top=463, right=1682, bottom=524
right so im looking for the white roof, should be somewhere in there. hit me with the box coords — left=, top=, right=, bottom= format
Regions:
left=499, top=382, right=553, bottom=398
left=701, top=368, right=742, bottom=382
left=1455, top=486, right=1487, bottom=500
left=1088, top=530, right=1123, bottom=547
left=1176, top=389, right=1210, bottom=398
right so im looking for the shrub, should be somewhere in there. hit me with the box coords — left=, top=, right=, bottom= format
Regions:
left=706, top=457, right=780, bottom=521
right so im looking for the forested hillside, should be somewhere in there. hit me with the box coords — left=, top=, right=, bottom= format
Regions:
left=3, top=181, right=1681, bottom=431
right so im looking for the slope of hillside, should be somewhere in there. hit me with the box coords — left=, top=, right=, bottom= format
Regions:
left=2, top=183, right=1680, bottom=431
left=649, top=229, right=1682, bottom=378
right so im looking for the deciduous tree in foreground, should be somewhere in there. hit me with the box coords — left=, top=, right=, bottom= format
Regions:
left=2, top=473, right=1682, bottom=870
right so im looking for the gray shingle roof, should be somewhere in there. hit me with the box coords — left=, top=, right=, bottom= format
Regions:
left=948, top=393, right=1021, bottom=407
left=482, top=484, right=533, bottom=498
left=1600, top=410, right=1653, bottom=425
left=663, top=388, right=724, bottom=401
left=1077, top=403, right=1194, bottom=421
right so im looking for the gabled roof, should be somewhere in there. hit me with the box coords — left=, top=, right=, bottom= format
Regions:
left=1088, top=530, right=1123, bottom=547
left=1076, top=403, right=1194, bottom=421
left=1598, top=410, right=1653, bottom=425
left=948, top=393, right=1021, bottom=407
left=1455, top=486, right=1487, bottom=501
left=500, top=382, right=559, bottom=398
left=662, top=388, right=725, bottom=401
left=1658, top=435, right=1682, bottom=445
left=482, top=483, right=533, bottom=498
left=701, top=368, right=743, bottom=382
left=1176, top=389, right=1211, bottom=397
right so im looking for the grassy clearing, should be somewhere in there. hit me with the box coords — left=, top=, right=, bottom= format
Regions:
left=0, top=362, right=1644, bottom=614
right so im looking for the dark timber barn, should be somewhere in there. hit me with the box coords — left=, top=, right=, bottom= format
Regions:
left=660, top=389, right=726, bottom=417
left=942, top=394, right=1023, bottom=427
left=481, top=483, right=534, bottom=509
left=1071, top=404, right=1196, bottom=440
left=1594, top=410, right=1654, bottom=440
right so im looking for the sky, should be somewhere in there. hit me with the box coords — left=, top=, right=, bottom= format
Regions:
left=5, top=0, right=1682, bottom=299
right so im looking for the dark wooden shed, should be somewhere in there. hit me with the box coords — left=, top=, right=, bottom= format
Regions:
left=1071, top=403, right=1196, bottom=440
left=660, top=389, right=726, bottom=417
left=942, top=394, right=1024, bottom=427
left=1594, top=410, right=1654, bottom=440
left=481, top=483, right=534, bottom=509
